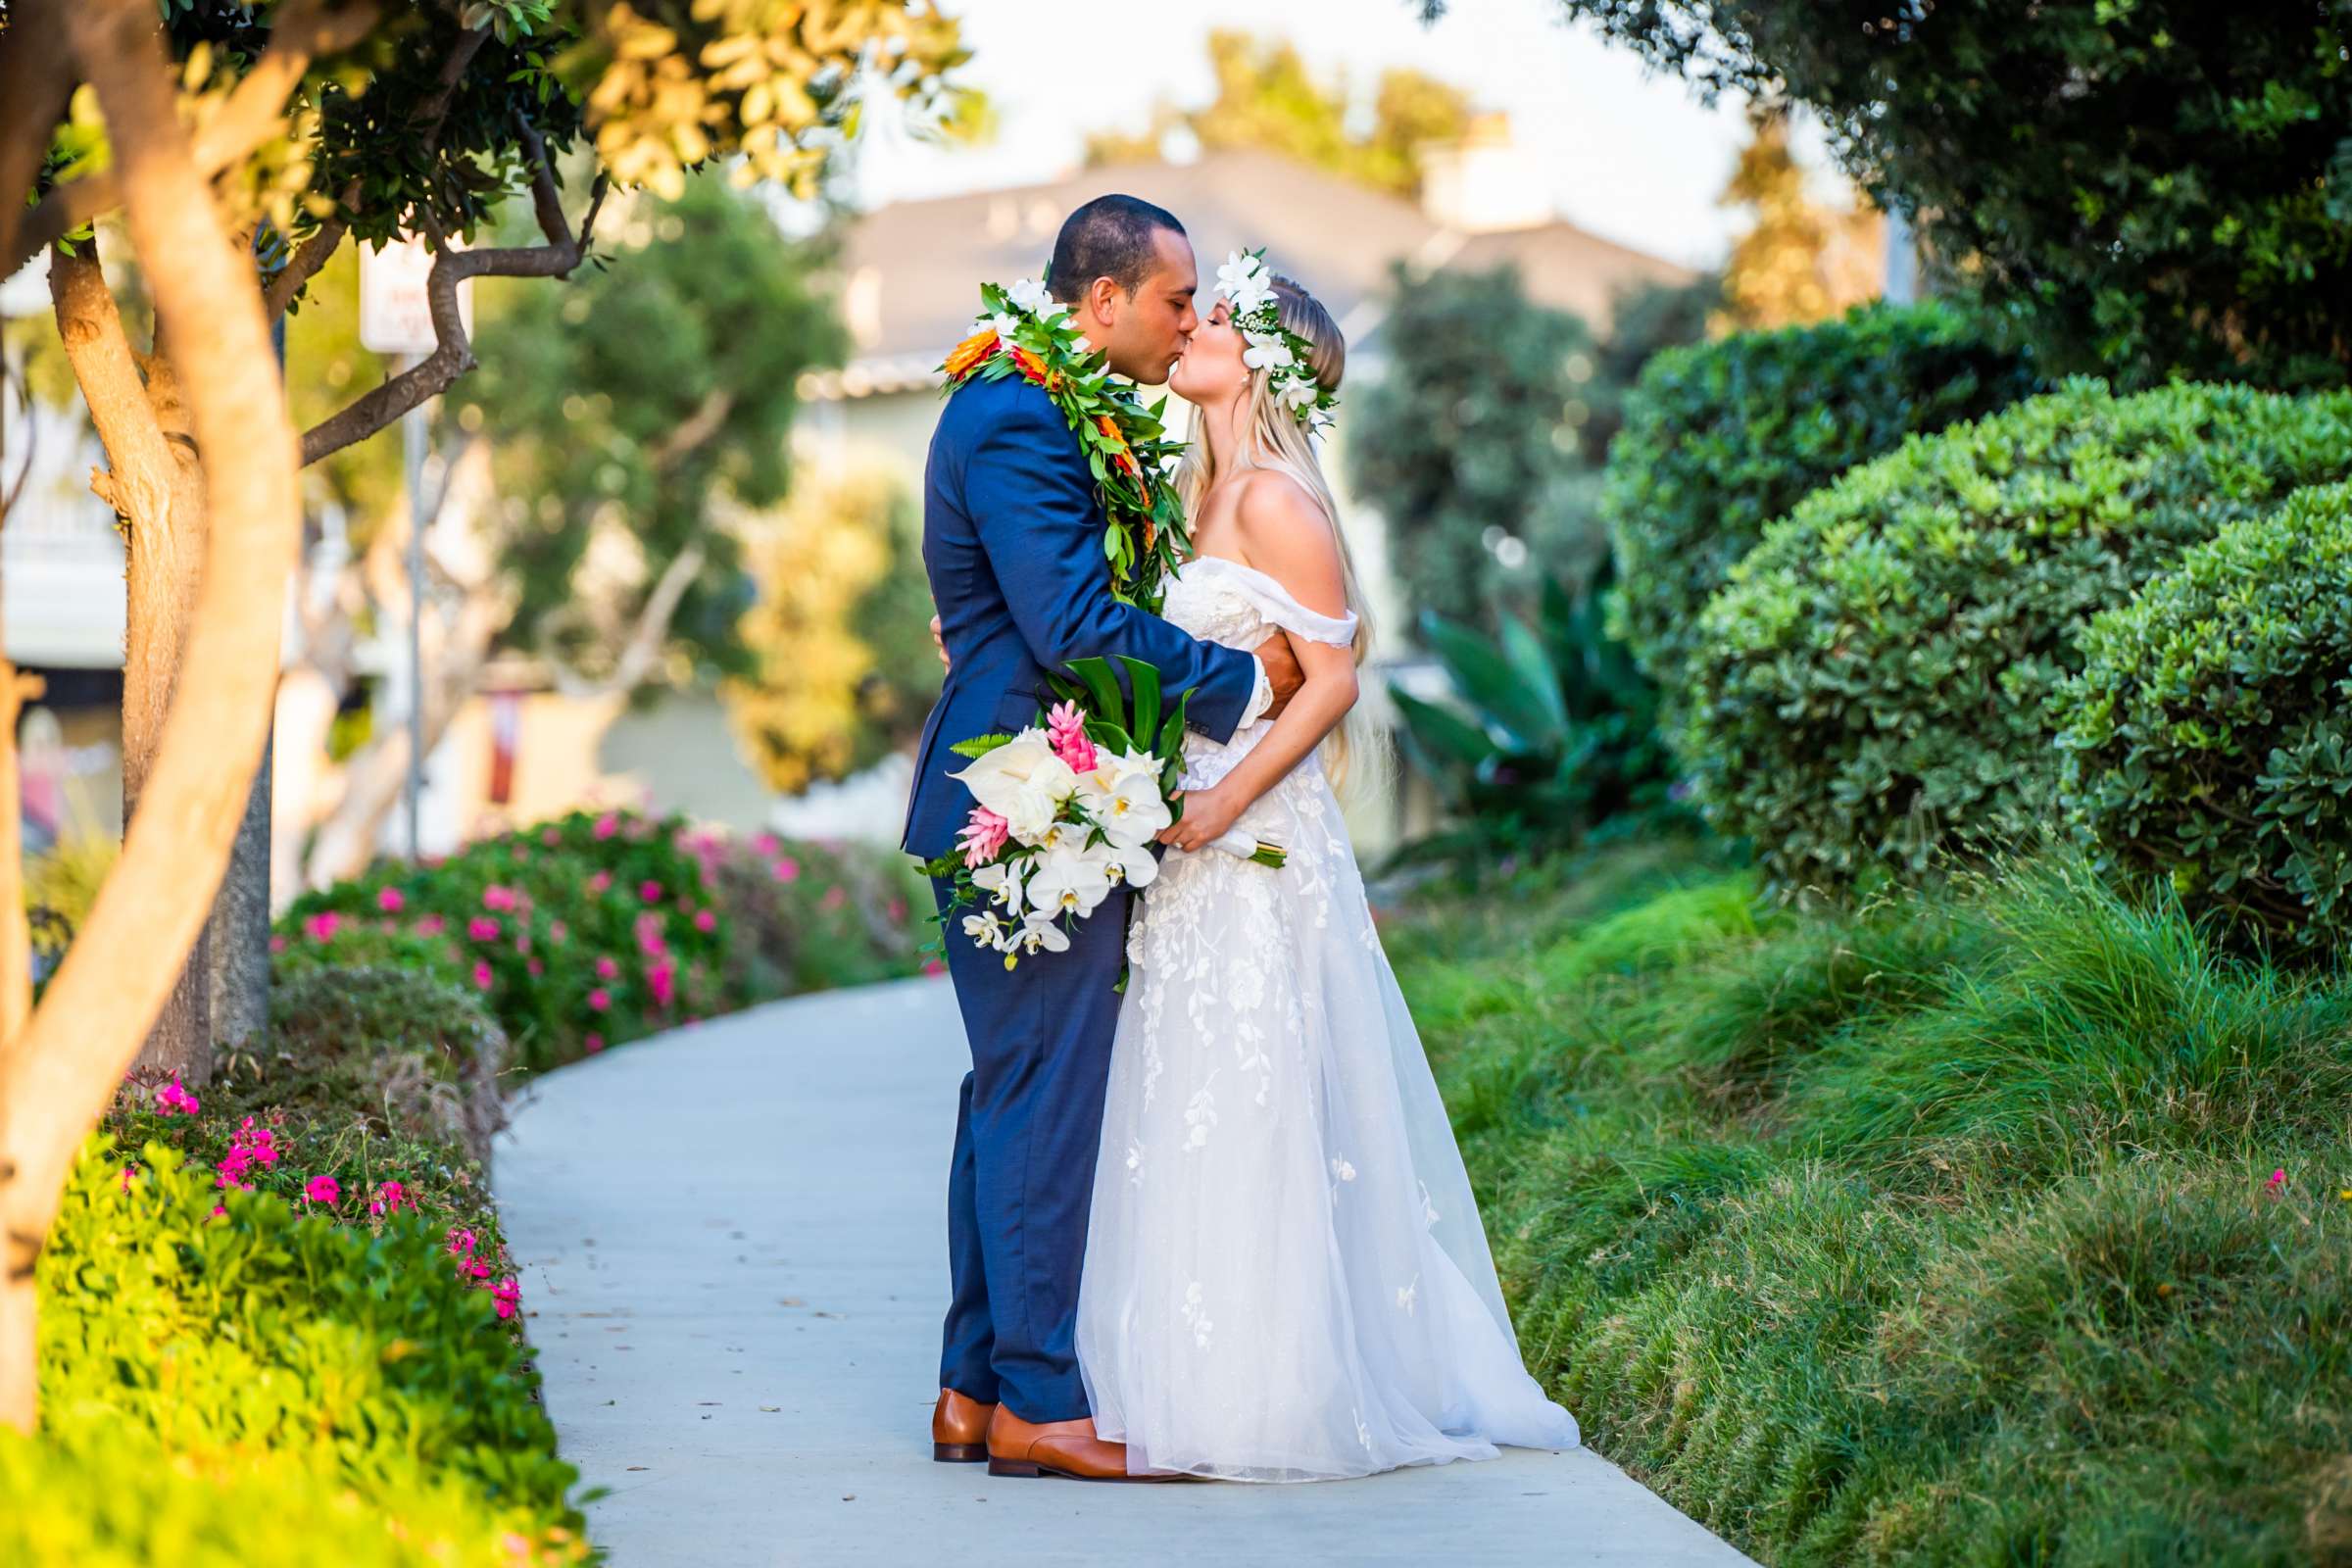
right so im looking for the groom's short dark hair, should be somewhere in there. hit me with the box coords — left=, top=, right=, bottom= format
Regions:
left=1048, top=195, right=1185, bottom=306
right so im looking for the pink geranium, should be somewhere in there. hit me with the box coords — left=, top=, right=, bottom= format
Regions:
left=542, top=826, right=563, bottom=847
left=468, top=916, right=502, bottom=942
left=587, top=988, right=611, bottom=1012
left=639, top=880, right=663, bottom=904
left=527, top=956, right=545, bottom=977
left=821, top=885, right=846, bottom=911
left=593, top=813, right=620, bottom=841
left=155, top=1079, right=200, bottom=1116
left=472, top=961, right=494, bottom=991
left=1047, top=700, right=1098, bottom=771
left=588, top=870, right=612, bottom=894
left=647, top=960, right=676, bottom=1008
left=302, top=1175, right=341, bottom=1204
left=482, top=884, right=520, bottom=912
left=376, top=886, right=406, bottom=913
left=922, top=958, right=947, bottom=976
left=753, top=833, right=781, bottom=858
left=770, top=856, right=801, bottom=883
left=447, top=1227, right=479, bottom=1258
left=693, top=907, right=717, bottom=934
left=594, top=955, right=619, bottom=980
left=584, top=1033, right=605, bottom=1054
left=304, top=910, right=341, bottom=944
left=957, top=806, right=1009, bottom=868
left=369, top=1181, right=411, bottom=1216
left=492, top=1278, right=522, bottom=1319
left=417, top=913, right=447, bottom=937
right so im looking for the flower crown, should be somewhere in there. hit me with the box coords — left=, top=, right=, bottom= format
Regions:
left=1213, top=248, right=1339, bottom=431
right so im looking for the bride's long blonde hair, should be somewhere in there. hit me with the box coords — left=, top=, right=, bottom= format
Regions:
left=1174, top=275, right=1390, bottom=803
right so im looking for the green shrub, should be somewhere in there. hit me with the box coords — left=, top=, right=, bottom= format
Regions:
left=1602, top=301, right=2039, bottom=712
left=25, top=1140, right=583, bottom=1560
left=1689, top=380, right=2352, bottom=895
left=262, top=964, right=512, bottom=1160
left=0, top=1427, right=568, bottom=1567
left=2059, top=482, right=2352, bottom=957
left=702, top=829, right=933, bottom=1000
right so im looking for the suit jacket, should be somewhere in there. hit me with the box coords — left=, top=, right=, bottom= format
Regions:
left=900, top=373, right=1258, bottom=860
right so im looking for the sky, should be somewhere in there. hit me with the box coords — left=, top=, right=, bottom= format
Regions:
left=849, top=0, right=1850, bottom=270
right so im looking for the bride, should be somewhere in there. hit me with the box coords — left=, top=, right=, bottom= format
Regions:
left=1071, top=257, right=1580, bottom=1481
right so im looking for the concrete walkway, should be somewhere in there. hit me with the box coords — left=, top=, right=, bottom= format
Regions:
left=495, top=977, right=1756, bottom=1568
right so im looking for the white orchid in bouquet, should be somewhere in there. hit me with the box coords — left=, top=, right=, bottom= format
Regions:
left=925, top=656, right=1286, bottom=970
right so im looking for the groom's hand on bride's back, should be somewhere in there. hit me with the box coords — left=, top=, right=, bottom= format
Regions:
left=932, top=613, right=949, bottom=671
left=1254, top=632, right=1303, bottom=720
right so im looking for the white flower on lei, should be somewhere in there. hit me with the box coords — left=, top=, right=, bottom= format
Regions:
left=1215, top=251, right=1274, bottom=318
left=1027, top=841, right=1115, bottom=919
left=1006, top=276, right=1063, bottom=319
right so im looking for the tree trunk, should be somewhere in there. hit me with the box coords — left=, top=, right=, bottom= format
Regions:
left=0, top=0, right=303, bottom=1433
left=46, top=244, right=217, bottom=1082
left=205, top=740, right=271, bottom=1054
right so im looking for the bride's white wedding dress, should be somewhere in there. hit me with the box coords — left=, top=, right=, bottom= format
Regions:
left=1075, top=555, right=1579, bottom=1482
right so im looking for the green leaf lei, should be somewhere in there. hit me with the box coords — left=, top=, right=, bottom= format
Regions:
left=938, top=278, right=1193, bottom=612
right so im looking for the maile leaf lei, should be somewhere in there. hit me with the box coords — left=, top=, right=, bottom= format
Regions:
left=938, top=278, right=1192, bottom=612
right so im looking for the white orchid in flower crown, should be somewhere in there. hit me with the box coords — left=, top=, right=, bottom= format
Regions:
left=1213, top=247, right=1340, bottom=432
left=922, top=655, right=1289, bottom=976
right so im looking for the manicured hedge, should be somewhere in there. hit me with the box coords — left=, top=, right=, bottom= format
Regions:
left=1602, top=302, right=2040, bottom=718
left=1687, top=379, right=2352, bottom=894
left=2060, top=482, right=2352, bottom=956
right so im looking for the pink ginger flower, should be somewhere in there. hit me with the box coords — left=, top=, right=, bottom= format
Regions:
left=492, top=1278, right=522, bottom=1319
left=693, top=907, right=717, bottom=934
left=472, top=961, right=494, bottom=991
left=304, top=910, right=341, bottom=943
left=957, top=807, right=1009, bottom=868
left=468, top=916, right=502, bottom=942
left=588, top=870, right=612, bottom=894
left=639, top=879, right=663, bottom=904
left=594, top=956, right=619, bottom=980
left=376, top=886, right=406, bottom=913
left=155, top=1079, right=200, bottom=1116
left=302, top=1175, right=341, bottom=1205
left=1047, top=700, right=1098, bottom=771
left=587, top=987, right=612, bottom=1012
left=770, top=856, right=801, bottom=884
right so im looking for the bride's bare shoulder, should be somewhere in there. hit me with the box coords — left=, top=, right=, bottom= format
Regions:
left=1231, top=472, right=1348, bottom=620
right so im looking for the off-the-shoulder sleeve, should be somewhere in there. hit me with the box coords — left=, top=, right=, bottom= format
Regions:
left=1189, top=556, right=1359, bottom=646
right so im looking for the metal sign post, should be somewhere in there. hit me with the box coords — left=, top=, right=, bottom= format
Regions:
left=358, top=236, right=471, bottom=860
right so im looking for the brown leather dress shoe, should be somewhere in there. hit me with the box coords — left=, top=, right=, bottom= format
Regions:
left=932, top=1388, right=997, bottom=1462
left=985, top=1404, right=1190, bottom=1482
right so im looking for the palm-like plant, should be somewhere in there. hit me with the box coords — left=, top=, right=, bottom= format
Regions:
left=1389, top=566, right=1683, bottom=867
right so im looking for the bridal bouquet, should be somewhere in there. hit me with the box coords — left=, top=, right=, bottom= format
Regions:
left=928, top=656, right=1286, bottom=968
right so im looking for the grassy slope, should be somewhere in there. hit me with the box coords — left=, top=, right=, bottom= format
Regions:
left=1390, top=845, right=2352, bottom=1566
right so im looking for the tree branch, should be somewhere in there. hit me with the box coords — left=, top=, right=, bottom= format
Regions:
left=298, top=115, right=608, bottom=467
left=8, top=0, right=379, bottom=277
left=646, top=388, right=737, bottom=472
left=45, top=243, right=180, bottom=531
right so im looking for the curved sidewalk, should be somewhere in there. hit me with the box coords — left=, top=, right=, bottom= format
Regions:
left=495, top=977, right=1756, bottom=1567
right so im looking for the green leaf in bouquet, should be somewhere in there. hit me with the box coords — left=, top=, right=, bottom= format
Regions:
left=1156, top=687, right=1194, bottom=762
left=1062, top=658, right=1126, bottom=727
left=948, top=733, right=1016, bottom=760
left=1118, top=657, right=1162, bottom=749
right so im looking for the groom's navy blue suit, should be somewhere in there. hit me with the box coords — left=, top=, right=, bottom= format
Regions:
left=903, top=371, right=1259, bottom=1422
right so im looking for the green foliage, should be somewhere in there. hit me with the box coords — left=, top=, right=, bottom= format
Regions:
left=702, top=832, right=933, bottom=1002
left=724, top=466, right=942, bottom=794
left=1689, top=379, right=2352, bottom=896
left=456, top=172, right=845, bottom=687
left=1521, top=0, right=2352, bottom=389
left=1397, top=847, right=2352, bottom=1564
left=1601, top=300, right=2040, bottom=712
left=1083, top=29, right=1473, bottom=198
left=280, top=808, right=732, bottom=1071
left=21, top=1140, right=583, bottom=1564
left=1390, top=568, right=1683, bottom=869
left=1348, top=261, right=1605, bottom=632
left=262, top=965, right=514, bottom=1162
left=2059, top=481, right=2352, bottom=957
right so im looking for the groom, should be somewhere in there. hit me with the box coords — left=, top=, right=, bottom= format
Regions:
left=901, top=194, right=1303, bottom=1481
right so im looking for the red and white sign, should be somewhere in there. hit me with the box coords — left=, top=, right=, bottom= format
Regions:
left=358, top=233, right=473, bottom=356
